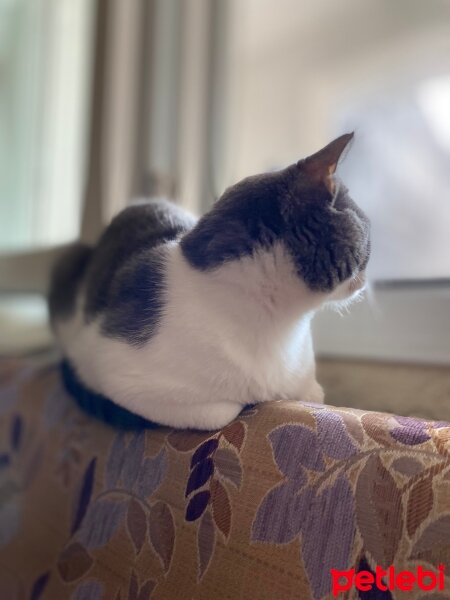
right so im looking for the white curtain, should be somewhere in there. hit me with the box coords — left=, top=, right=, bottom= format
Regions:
left=0, top=0, right=94, bottom=251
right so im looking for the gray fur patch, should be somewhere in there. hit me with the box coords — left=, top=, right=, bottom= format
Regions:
left=83, top=199, right=196, bottom=345
left=48, top=243, right=93, bottom=322
left=48, top=199, right=196, bottom=346
left=84, top=200, right=196, bottom=318
left=181, top=166, right=370, bottom=292
left=100, top=245, right=168, bottom=345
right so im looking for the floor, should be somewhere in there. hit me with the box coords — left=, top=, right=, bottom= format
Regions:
left=317, top=358, right=450, bottom=422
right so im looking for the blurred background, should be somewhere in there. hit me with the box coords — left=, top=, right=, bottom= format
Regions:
left=1, top=0, right=449, bottom=417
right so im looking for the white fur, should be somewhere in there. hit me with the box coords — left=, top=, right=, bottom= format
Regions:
left=55, top=242, right=364, bottom=429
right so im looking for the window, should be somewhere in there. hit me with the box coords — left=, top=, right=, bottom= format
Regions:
left=0, top=0, right=94, bottom=251
left=336, top=75, right=450, bottom=281
left=216, top=0, right=450, bottom=363
left=1, top=0, right=449, bottom=363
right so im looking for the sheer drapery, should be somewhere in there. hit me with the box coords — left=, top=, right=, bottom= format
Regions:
left=0, top=0, right=94, bottom=251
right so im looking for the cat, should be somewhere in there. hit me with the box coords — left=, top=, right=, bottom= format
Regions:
left=48, top=133, right=370, bottom=430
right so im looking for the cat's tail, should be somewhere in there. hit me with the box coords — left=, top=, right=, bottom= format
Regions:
left=48, top=242, right=93, bottom=326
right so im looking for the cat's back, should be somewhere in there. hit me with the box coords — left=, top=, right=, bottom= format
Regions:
left=78, top=199, right=195, bottom=345
left=83, top=199, right=196, bottom=315
left=50, top=198, right=196, bottom=333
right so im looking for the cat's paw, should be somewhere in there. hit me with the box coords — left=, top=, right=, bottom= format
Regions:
left=187, top=402, right=243, bottom=430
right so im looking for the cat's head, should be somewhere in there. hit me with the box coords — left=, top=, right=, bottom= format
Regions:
left=181, top=134, right=370, bottom=302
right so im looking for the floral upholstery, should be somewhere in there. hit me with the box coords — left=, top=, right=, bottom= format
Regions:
left=1, top=359, right=450, bottom=600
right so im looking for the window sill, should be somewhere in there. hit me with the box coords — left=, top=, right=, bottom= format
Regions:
left=0, top=294, right=52, bottom=356
left=313, top=283, right=450, bottom=365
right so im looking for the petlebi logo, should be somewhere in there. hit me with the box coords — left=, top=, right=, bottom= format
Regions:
left=331, top=564, right=445, bottom=596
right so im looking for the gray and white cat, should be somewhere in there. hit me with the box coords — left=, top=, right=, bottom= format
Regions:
left=49, top=133, right=370, bottom=430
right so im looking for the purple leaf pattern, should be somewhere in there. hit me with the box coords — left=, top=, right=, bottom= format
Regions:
left=22, top=440, right=45, bottom=490
left=390, top=416, right=431, bottom=445
left=406, top=476, right=434, bottom=537
left=252, top=481, right=313, bottom=544
left=128, top=571, right=138, bottom=600
left=222, top=421, right=246, bottom=451
left=361, top=413, right=396, bottom=446
left=410, top=514, right=450, bottom=561
left=357, top=556, right=393, bottom=599
left=127, top=573, right=156, bottom=600
left=391, top=456, right=425, bottom=476
left=356, top=455, right=403, bottom=568
left=396, top=416, right=430, bottom=427
left=301, top=475, right=355, bottom=600
left=210, top=479, right=231, bottom=539
left=214, top=448, right=242, bottom=489
left=122, top=433, right=146, bottom=489
left=105, top=434, right=126, bottom=488
left=390, top=427, right=431, bottom=445
left=77, top=499, right=127, bottom=549
left=0, top=493, right=20, bottom=547
left=191, top=438, right=219, bottom=468
left=10, top=414, right=23, bottom=452
left=148, top=501, right=175, bottom=573
left=0, top=383, right=17, bottom=416
left=42, top=382, right=73, bottom=429
left=57, top=543, right=93, bottom=582
left=137, top=580, right=156, bottom=600
left=166, top=430, right=213, bottom=452
left=432, top=421, right=450, bottom=429
left=4, top=359, right=450, bottom=600
left=269, top=424, right=325, bottom=475
left=339, top=411, right=365, bottom=445
left=197, top=510, right=216, bottom=580
left=71, top=458, right=96, bottom=534
left=0, top=453, right=10, bottom=470
left=185, top=458, right=214, bottom=497
left=29, top=572, right=50, bottom=600
left=250, top=408, right=450, bottom=599
left=183, top=422, right=246, bottom=578
left=186, top=490, right=210, bottom=522
left=71, top=580, right=104, bottom=600
left=127, top=498, right=147, bottom=555
left=136, top=448, right=168, bottom=498
left=315, top=411, right=357, bottom=459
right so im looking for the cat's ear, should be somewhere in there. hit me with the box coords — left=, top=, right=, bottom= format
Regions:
left=299, top=132, right=354, bottom=194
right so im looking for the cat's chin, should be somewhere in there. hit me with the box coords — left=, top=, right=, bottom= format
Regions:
left=325, top=270, right=367, bottom=308
left=347, top=271, right=366, bottom=297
